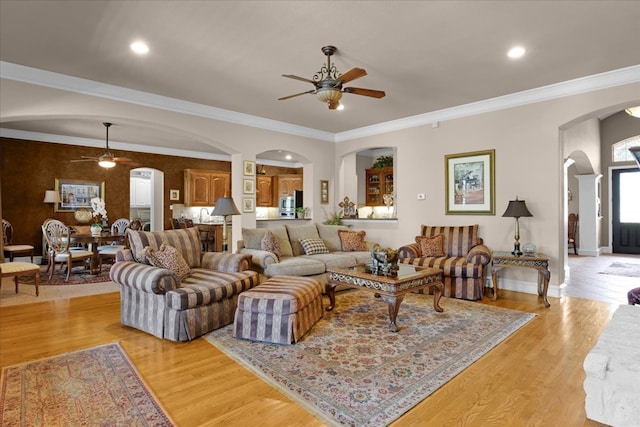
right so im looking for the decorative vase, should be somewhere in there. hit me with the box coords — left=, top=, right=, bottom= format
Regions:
left=74, top=209, right=93, bottom=224
left=522, top=242, right=537, bottom=256
left=90, top=223, right=102, bottom=236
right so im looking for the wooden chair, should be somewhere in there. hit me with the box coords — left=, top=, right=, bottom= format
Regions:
left=568, top=213, right=579, bottom=255
left=98, top=218, right=130, bottom=269
left=42, top=220, right=93, bottom=281
left=0, top=261, right=40, bottom=296
left=2, top=219, right=35, bottom=262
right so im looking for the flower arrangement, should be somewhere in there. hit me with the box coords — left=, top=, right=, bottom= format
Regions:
left=90, top=197, right=108, bottom=225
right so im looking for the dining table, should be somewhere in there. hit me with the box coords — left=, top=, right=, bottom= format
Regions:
left=70, top=232, right=126, bottom=274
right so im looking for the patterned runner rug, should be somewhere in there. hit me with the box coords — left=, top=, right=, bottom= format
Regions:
left=206, top=290, right=535, bottom=426
left=0, top=343, right=174, bottom=426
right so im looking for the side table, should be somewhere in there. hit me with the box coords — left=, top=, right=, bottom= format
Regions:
left=491, top=251, right=550, bottom=307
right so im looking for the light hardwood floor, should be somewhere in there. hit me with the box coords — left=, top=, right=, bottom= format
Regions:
left=1, top=254, right=638, bottom=426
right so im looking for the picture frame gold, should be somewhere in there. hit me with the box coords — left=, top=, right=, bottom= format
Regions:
left=243, top=160, right=256, bottom=176
left=445, top=149, right=495, bottom=215
left=242, top=197, right=254, bottom=212
left=54, top=179, right=105, bottom=212
left=243, top=179, right=254, bottom=194
left=320, top=180, right=329, bottom=204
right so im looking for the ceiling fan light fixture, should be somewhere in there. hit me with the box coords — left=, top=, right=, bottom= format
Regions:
left=317, top=88, right=342, bottom=105
left=625, top=106, right=640, bottom=118
left=98, top=158, right=116, bottom=168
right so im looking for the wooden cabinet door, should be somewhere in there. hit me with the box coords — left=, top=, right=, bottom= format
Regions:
left=189, top=171, right=211, bottom=206
left=256, top=176, right=273, bottom=207
left=210, top=172, right=230, bottom=205
left=365, top=167, right=393, bottom=206
left=277, top=175, right=303, bottom=196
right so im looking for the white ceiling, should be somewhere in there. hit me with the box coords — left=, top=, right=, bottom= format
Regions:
left=1, top=0, right=639, bottom=162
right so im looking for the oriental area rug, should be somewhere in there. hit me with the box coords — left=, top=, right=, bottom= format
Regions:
left=0, top=343, right=174, bottom=426
left=22, top=264, right=113, bottom=286
left=599, top=262, right=640, bottom=278
left=206, top=290, right=535, bottom=426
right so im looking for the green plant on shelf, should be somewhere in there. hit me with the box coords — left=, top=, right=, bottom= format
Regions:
left=372, top=155, right=393, bottom=169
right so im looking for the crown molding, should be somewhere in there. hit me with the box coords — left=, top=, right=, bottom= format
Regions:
left=335, top=65, right=640, bottom=142
left=2, top=61, right=639, bottom=144
left=0, top=128, right=231, bottom=161
left=0, top=61, right=335, bottom=143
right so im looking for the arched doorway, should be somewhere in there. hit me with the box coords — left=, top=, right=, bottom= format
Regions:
left=130, top=167, right=164, bottom=231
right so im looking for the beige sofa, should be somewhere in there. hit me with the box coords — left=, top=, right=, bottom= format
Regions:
left=237, top=223, right=376, bottom=284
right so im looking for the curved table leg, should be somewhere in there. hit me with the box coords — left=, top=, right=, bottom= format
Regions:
left=380, top=295, right=404, bottom=332
left=491, top=266, right=500, bottom=301
left=325, top=283, right=336, bottom=311
left=432, top=281, right=444, bottom=312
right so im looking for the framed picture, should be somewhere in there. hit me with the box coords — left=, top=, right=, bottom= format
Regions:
left=169, top=189, right=180, bottom=201
left=243, top=160, right=255, bottom=176
left=320, top=180, right=329, bottom=204
left=445, top=149, right=495, bottom=215
left=243, top=179, right=254, bottom=194
left=54, top=179, right=105, bottom=212
left=242, top=197, right=254, bottom=212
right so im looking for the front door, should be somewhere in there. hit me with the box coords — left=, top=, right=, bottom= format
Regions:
left=612, top=168, right=640, bottom=254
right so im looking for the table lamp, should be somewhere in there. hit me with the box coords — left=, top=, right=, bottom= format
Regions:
left=211, top=197, right=241, bottom=252
left=502, top=196, right=533, bottom=256
left=43, top=190, right=61, bottom=217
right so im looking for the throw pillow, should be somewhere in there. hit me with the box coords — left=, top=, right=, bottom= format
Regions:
left=144, top=243, right=192, bottom=280
left=261, top=231, right=282, bottom=261
left=299, top=238, right=330, bottom=255
left=338, top=230, right=368, bottom=252
left=415, top=234, right=446, bottom=257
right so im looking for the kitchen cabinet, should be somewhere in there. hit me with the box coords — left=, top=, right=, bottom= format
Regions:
left=256, top=175, right=274, bottom=207
left=365, top=167, right=394, bottom=206
left=130, top=177, right=151, bottom=207
left=184, top=169, right=231, bottom=207
left=276, top=174, right=303, bottom=197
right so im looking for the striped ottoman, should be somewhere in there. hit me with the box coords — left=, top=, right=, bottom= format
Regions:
left=233, top=276, right=323, bottom=344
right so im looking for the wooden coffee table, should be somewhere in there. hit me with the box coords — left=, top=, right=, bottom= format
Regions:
left=326, top=264, right=444, bottom=332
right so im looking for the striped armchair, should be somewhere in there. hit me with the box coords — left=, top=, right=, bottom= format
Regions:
left=109, top=227, right=259, bottom=341
left=398, top=225, right=491, bottom=300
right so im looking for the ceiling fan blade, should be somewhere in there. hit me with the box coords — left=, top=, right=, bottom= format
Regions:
left=343, top=87, right=386, bottom=98
left=70, top=158, right=97, bottom=163
left=338, top=67, right=367, bottom=84
left=113, top=156, right=133, bottom=162
left=282, top=74, right=316, bottom=84
left=278, top=90, right=316, bottom=100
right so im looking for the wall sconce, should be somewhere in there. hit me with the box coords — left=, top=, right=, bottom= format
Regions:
left=43, top=190, right=61, bottom=217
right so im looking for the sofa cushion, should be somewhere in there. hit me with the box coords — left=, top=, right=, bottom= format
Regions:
left=420, top=225, right=479, bottom=257
left=303, top=252, right=358, bottom=269
left=243, top=225, right=293, bottom=257
left=265, top=257, right=326, bottom=277
left=416, top=234, right=446, bottom=257
left=144, top=243, right=192, bottom=280
left=261, top=231, right=282, bottom=261
left=316, top=224, right=350, bottom=252
left=286, top=224, right=321, bottom=256
left=338, top=230, right=368, bottom=252
left=403, top=256, right=482, bottom=278
left=168, top=269, right=259, bottom=310
left=299, top=238, right=330, bottom=255
left=127, top=227, right=202, bottom=268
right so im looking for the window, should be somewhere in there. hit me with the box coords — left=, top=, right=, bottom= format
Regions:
left=612, top=135, right=640, bottom=162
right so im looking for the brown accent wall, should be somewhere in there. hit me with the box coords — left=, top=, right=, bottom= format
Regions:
left=0, top=138, right=231, bottom=253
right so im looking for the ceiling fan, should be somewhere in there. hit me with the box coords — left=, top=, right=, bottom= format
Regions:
left=71, top=122, right=137, bottom=168
left=278, top=45, right=386, bottom=110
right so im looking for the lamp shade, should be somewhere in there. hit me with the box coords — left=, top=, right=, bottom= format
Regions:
left=43, top=190, right=61, bottom=204
left=211, top=197, right=241, bottom=216
left=502, top=197, right=533, bottom=218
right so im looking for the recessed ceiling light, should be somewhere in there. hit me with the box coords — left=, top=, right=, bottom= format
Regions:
left=130, top=40, right=149, bottom=55
left=507, top=46, right=526, bottom=59
left=285, top=154, right=292, bottom=160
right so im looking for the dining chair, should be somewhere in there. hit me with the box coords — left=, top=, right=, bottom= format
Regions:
left=42, top=219, right=93, bottom=281
left=97, top=218, right=130, bottom=269
left=2, top=219, right=35, bottom=262
left=568, top=213, right=579, bottom=255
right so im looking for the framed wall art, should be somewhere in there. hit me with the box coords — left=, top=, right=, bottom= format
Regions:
left=243, top=160, right=256, bottom=176
left=170, top=189, right=180, bottom=201
left=445, top=149, right=495, bottom=215
left=243, top=179, right=255, bottom=194
left=54, top=179, right=105, bottom=212
left=320, top=180, right=329, bottom=204
left=242, top=197, right=255, bottom=212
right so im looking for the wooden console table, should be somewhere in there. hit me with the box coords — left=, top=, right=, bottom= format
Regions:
left=491, top=251, right=551, bottom=307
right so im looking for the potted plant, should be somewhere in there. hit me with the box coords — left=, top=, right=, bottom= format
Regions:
left=296, top=207, right=307, bottom=219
